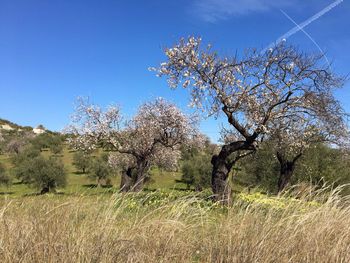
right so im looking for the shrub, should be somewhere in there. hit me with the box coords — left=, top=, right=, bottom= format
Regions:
left=72, top=151, right=92, bottom=173
left=181, top=152, right=211, bottom=191
left=88, top=155, right=112, bottom=187
left=14, top=149, right=66, bottom=193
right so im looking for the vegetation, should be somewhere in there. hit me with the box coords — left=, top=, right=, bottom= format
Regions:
left=11, top=146, right=66, bottom=194
left=67, top=98, right=200, bottom=192
left=0, top=162, right=10, bottom=186
left=0, top=188, right=349, bottom=262
left=154, top=37, right=346, bottom=202
left=72, top=150, right=91, bottom=174
left=181, top=152, right=211, bottom=190
left=88, top=154, right=112, bottom=187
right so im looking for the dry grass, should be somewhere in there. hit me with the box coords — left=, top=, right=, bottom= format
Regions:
left=0, top=189, right=349, bottom=263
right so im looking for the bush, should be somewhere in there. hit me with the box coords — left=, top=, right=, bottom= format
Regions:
left=30, top=133, right=63, bottom=154
left=73, top=151, right=92, bottom=173
left=88, top=155, right=112, bottom=186
left=181, top=151, right=211, bottom=191
left=14, top=149, right=66, bottom=193
left=49, top=136, right=63, bottom=154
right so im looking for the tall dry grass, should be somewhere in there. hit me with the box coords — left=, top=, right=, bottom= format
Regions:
left=0, top=189, right=349, bottom=263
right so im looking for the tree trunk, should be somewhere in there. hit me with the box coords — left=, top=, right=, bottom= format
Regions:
left=120, top=167, right=133, bottom=192
left=276, top=151, right=302, bottom=193
left=211, top=155, right=232, bottom=204
left=133, top=159, right=150, bottom=192
left=40, top=186, right=50, bottom=194
left=211, top=141, right=255, bottom=204
left=97, top=178, right=102, bottom=187
left=277, top=161, right=295, bottom=193
left=40, top=185, right=56, bottom=194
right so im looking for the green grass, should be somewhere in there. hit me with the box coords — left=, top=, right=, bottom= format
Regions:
left=0, top=146, right=187, bottom=197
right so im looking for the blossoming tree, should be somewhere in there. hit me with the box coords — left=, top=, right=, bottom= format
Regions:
left=269, top=103, right=347, bottom=192
left=153, top=36, right=344, bottom=202
left=67, top=98, right=199, bottom=192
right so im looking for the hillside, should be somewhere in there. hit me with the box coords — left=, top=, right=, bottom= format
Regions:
left=0, top=118, right=47, bottom=135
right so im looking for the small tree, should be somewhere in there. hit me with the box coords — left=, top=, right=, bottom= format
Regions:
left=5, top=138, right=26, bottom=155
left=30, top=133, right=51, bottom=151
left=73, top=151, right=92, bottom=173
left=181, top=152, right=211, bottom=191
left=269, top=109, right=346, bottom=192
left=14, top=148, right=66, bottom=193
left=67, top=98, right=200, bottom=192
left=49, top=136, right=63, bottom=155
left=89, top=155, right=112, bottom=187
left=0, top=163, right=11, bottom=186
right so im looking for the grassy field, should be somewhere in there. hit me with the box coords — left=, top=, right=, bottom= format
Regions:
left=0, top=147, right=349, bottom=262
left=0, top=147, right=187, bottom=197
left=0, top=189, right=349, bottom=262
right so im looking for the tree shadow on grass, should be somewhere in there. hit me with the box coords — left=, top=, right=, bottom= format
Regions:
left=23, top=191, right=67, bottom=197
left=12, top=181, right=26, bottom=185
left=82, top=184, right=113, bottom=189
left=0, top=191, right=15, bottom=195
left=73, top=171, right=86, bottom=175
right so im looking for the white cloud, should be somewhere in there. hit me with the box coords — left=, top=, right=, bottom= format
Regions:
left=192, top=0, right=296, bottom=22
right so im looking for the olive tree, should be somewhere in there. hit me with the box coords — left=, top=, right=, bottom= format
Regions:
left=89, top=154, right=112, bottom=187
left=67, top=98, right=199, bottom=192
left=14, top=148, right=66, bottom=194
left=153, top=37, right=344, bottom=202
left=73, top=151, right=92, bottom=173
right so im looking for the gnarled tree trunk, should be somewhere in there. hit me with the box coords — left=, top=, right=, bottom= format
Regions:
left=276, top=151, right=302, bottom=193
left=211, top=155, right=232, bottom=204
left=120, top=167, right=133, bottom=192
left=133, top=159, right=150, bottom=192
left=277, top=161, right=295, bottom=192
left=211, top=141, right=255, bottom=204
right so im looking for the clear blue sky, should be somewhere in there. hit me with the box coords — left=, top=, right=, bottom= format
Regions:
left=1, top=0, right=349, bottom=142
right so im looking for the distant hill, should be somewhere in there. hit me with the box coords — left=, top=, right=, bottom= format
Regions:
left=0, top=118, right=33, bottom=131
left=0, top=118, right=48, bottom=134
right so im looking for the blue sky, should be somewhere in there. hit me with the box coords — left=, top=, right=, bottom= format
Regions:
left=0, top=0, right=349, bottom=142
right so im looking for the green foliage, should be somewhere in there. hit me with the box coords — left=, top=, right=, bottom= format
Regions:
left=49, top=136, right=63, bottom=155
left=30, top=133, right=51, bottom=151
left=12, top=146, right=41, bottom=174
left=181, top=151, right=212, bottom=191
left=30, top=133, right=63, bottom=154
left=237, top=142, right=350, bottom=194
left=295, top=144, right=350, bottom=188
left=13, top=148, right=66, bottom=192
left=0, top=162, right=11, bottom=186
left=72, top=151, right=92, bottom=173
left=237, top=143, right=280, bottom=192
left=88, top=155, right=112, bottom=186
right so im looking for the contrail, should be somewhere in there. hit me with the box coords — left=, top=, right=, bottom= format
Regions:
left=280, top=9, right=331, bottom=68
left=263, top=0, right=344, bottom=52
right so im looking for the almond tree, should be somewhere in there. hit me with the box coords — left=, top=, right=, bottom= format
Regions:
left=67, top=98, right=199, bottom=192
left=153, top=37, right=344, bottom=202
left=270, top=104, right=347, bottom=192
